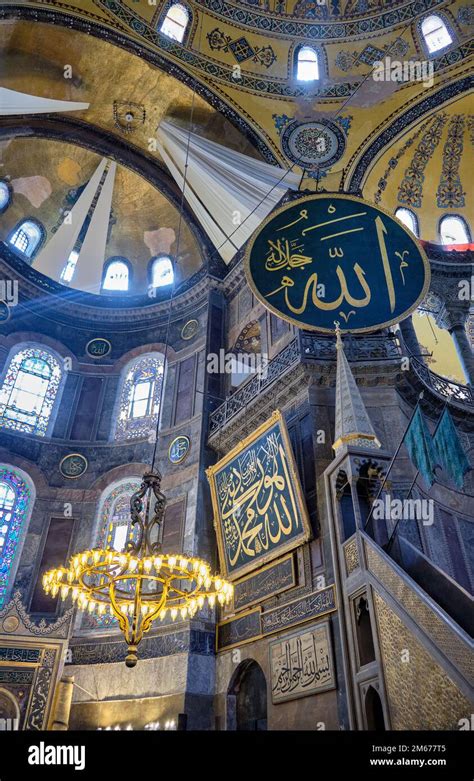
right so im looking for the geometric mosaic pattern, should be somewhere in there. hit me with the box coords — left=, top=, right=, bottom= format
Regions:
left=207, top=28, right=276, bottom=68
left=335, top=39, right=409, bottom=71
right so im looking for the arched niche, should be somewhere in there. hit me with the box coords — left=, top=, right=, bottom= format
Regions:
left=364, top=684, right=386, bottom=731
left=227, top=659, right=268, bottom=731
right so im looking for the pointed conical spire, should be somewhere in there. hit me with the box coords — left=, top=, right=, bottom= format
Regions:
left=333, top=323, right=381, bottom=453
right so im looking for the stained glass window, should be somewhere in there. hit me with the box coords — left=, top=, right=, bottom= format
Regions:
left=82, top=479, right=141, bottom=629
left=115, top=355, right=165, bottom=441
left=160, top=3, right=189, bottom=42
left=8, top=220, right=43, bottom=259
left=0, top=348, right=62, bottom=436
left=0, top=468, right=32, bottom=609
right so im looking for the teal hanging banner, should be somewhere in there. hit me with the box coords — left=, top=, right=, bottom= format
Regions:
left=245, top=194, right=430, bottom=333
left=405, top=407, right=440, bottom=487
left=433, top=408, right=470, bottom=489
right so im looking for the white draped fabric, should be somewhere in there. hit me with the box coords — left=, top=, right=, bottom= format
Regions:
left=156, top=120, right=301, bottom=263
left=70, top=162, right=117, bottom=294
left=0, top=87, right=89, bottom=115
left=33, top=158, right=107, bottom=280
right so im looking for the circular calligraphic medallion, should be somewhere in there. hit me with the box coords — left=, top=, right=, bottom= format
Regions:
left=168, top=435, right=191, bottom=465
left=60, top=453, right=88, bottom=479
left=181, top=319, right=199, bottom=341
left=2, top=616, right=19, bottom=633
left=86, top=338, right=112, bottom=359
left=245, top=194, right=430, bottom=334
left=281, top=119, right=346, bottom=171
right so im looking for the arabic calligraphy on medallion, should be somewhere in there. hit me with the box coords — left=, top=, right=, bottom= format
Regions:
left=245, top=194, right=430, bottom=333
left=206, top=411, right=311, bottom=580
left=270, top=622, right=335, bottom=703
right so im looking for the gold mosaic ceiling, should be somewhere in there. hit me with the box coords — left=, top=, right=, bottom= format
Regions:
left=0, top=0, right=472, bottom=256
left=0, top=137, right=204, bottom=284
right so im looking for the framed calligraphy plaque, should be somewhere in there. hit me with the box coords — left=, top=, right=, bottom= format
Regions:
left=269, top=622, right=335, bottom=704
left=206, top=410, right=311, bottom=580
left=233, top=554, right=296, bottom=612
left=261, top=585, right=336, bottom=636
left=245, top=194, right=430, bottom=333
left=217, top=607, right=262, bottom=651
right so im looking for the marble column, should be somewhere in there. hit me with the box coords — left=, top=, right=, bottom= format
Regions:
left=437, top=305, right=474, bottom=386
left=51, top=675, right=75, bottom=730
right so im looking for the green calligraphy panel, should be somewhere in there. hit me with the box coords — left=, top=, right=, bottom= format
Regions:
left=207, top=411, right=311, bottom=580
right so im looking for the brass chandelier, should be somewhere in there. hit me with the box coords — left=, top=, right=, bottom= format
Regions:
left=43, top=471, right=233, bottom=667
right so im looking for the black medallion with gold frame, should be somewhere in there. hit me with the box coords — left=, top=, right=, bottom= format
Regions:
left=244, top=193, right=430, bottom=334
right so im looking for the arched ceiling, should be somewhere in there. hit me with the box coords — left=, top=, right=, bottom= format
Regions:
left=365, top=97, right=473, bottom=241
left=0, top=1, right=472, bottom=298
left=0, top=137, right=204, bottom=290
left=0, top=18, right=262, bottom=159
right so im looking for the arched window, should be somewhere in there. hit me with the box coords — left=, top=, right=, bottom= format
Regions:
left=395, top=207, right=419, bottom=237
left=60, top=250, right=79, bottom=284
left=103, top=259, right=130, bottom=292
left=0, top=466, right=33, bottom=609
left=84, top=479, right=141, bottom=628
left=0, top=181, right=11, bottom=213
left=0, top=347, right=62, bottom=436
left=151, top=256, right=174, bottom=288
left=421, top=15, right=453, bottom=53
left=115, top=354, right=165, bottom=441
left=439, top=215, right=471, bottom=246
left=8, top=220, right=44, bottom=260
left=160, top=3, right=189, bottom=43
left=296, top=46, right=319, bottom=81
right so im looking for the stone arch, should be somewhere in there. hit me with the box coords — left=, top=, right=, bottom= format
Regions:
left=364, top=684, right=386, bottom=731
left=227, top=659, right=268, bottom=731
left=0, top=688, right=20, bottom=726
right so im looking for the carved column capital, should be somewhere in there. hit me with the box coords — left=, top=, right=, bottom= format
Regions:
left=435, top=303, right=469, bottom=332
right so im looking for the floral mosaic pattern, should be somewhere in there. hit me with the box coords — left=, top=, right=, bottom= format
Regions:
left=0, top=348, right=62, bottom=436
left=397, top=114, right=447, bottom=208
left=0, top=468, right=31, bottom=609
left=373, top=119, right=431, bottom=205
left=436, top=115, right=466, bottom=208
